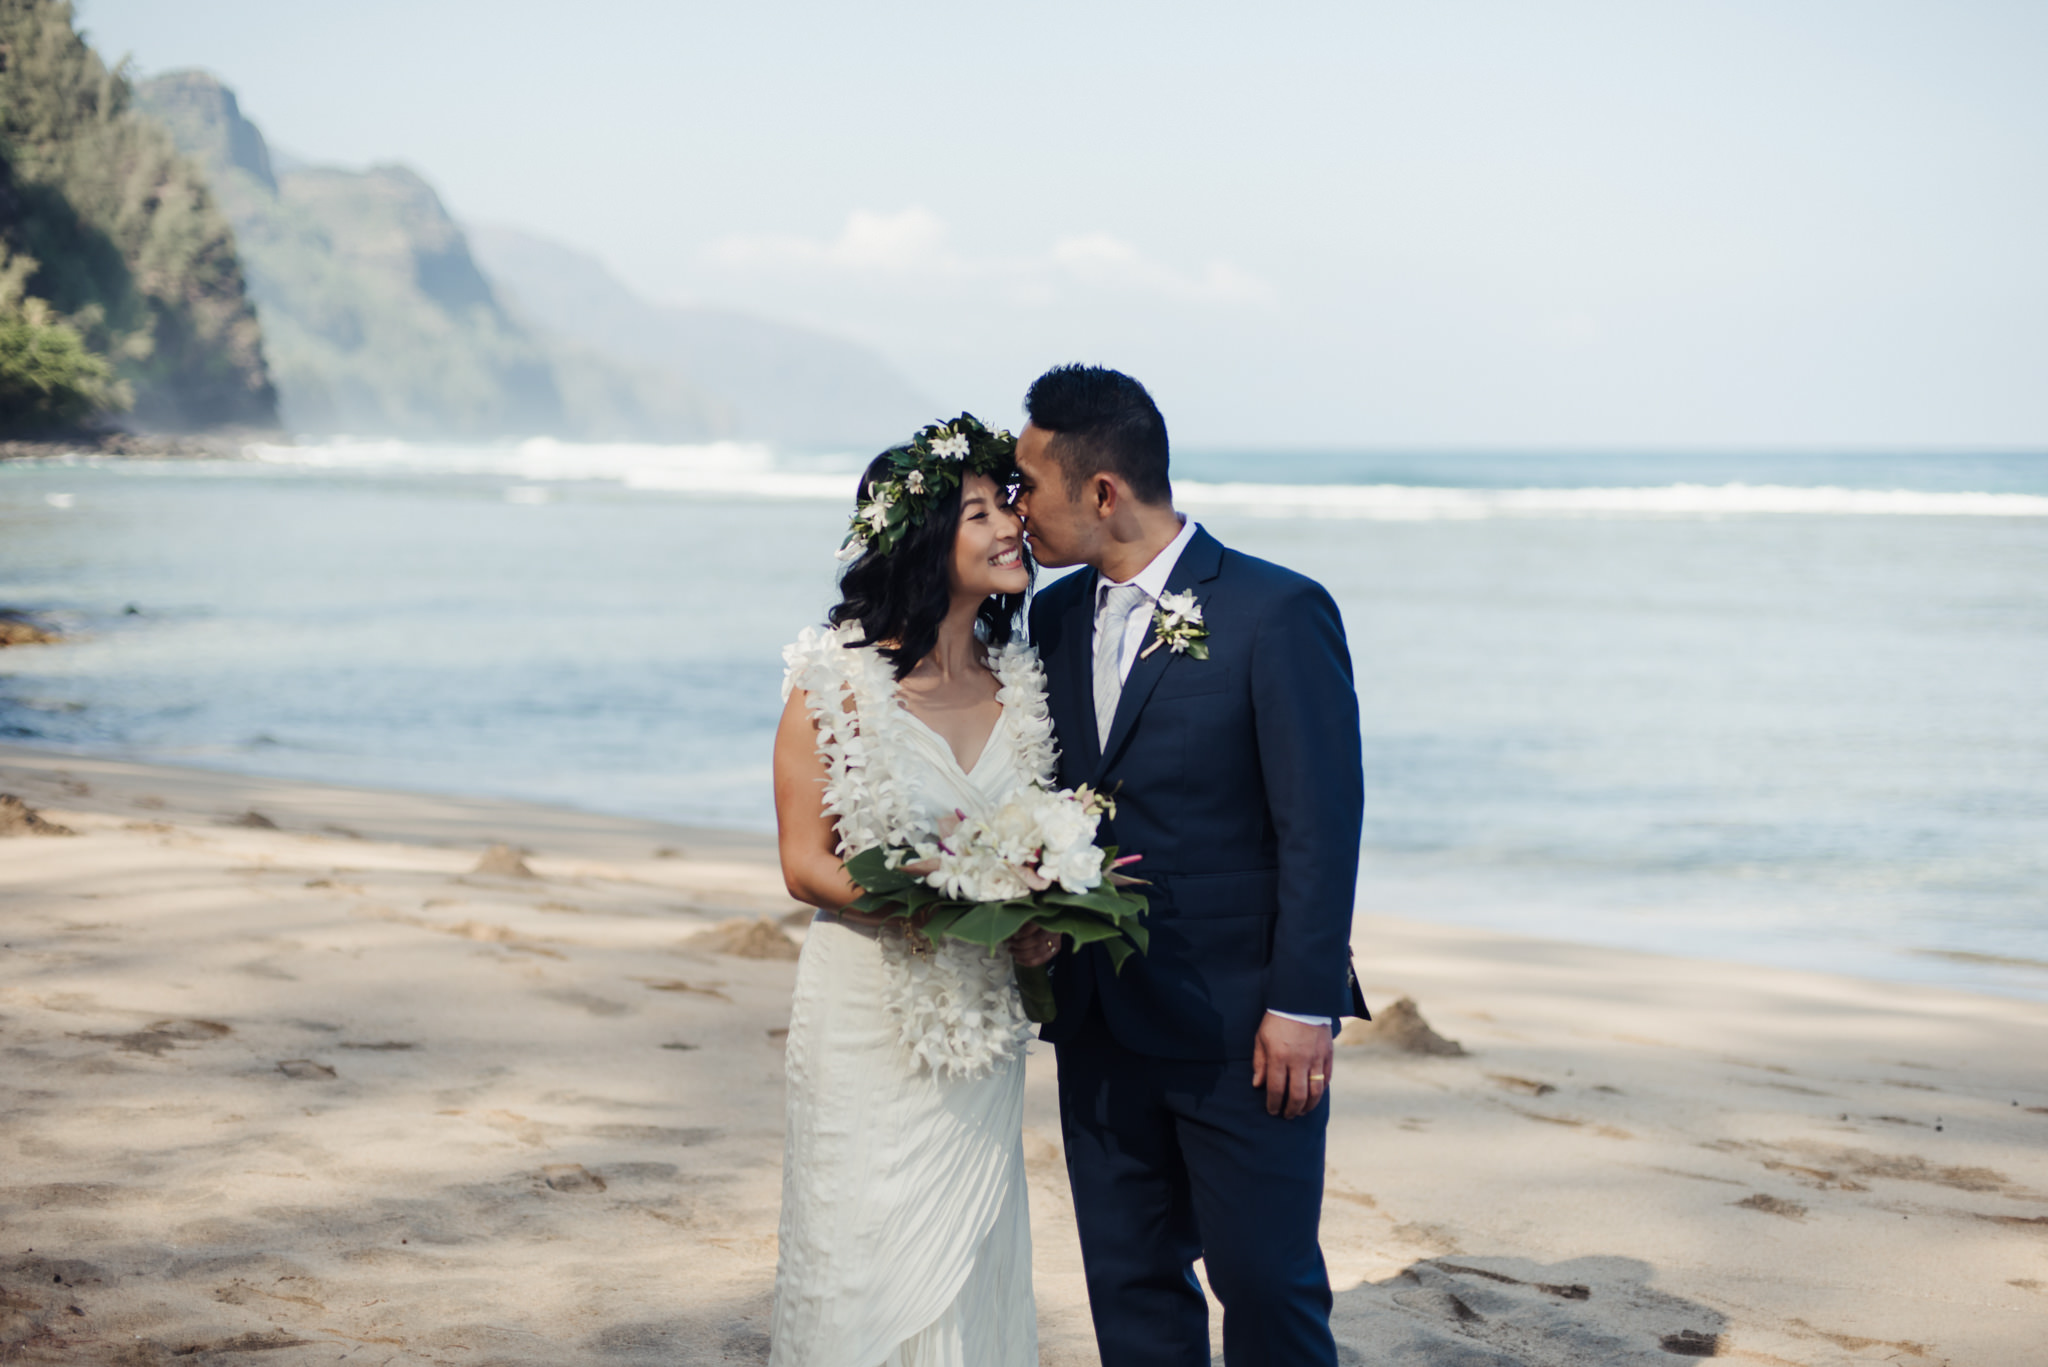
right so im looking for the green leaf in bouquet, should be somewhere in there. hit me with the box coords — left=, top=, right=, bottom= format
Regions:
left=1025, top=908, right=1100, bottom=941
left=1042, top=914, right=1128, bottom=948
left=895, top=882, right=946, bottom=912
left=1101, top=936, right=1136, bottom=973
left=1044, top=884, right=1149, bottom=920
left=943, top=900, right=1025, bottom=949
left=843, top=846, right=917, bottom=895
left=988, top=908, right=1047, bottom=948
left=918, top=904, right=971, bottom=940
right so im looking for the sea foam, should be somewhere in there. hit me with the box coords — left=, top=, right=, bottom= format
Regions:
left=245, top=440, right=2048, bottom=519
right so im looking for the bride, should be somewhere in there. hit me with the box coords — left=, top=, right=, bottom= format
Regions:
left=769, top=415, right=1061, bottom=1367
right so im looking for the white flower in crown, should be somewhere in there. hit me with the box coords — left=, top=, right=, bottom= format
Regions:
left=904, top=468, right=926, bottom=494
left=861, top=499, right=891, bottom=533
left=835, top=537, right=865, bottom=563
left=1142, top=590, right=1211, bottom=661
left=929, top=431, right=971, bottom=460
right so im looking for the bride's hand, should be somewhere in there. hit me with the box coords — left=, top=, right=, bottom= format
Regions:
left=1007, top=921, right=1060, bottom=968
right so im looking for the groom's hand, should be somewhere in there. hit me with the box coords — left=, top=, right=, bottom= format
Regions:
left=1252, top=1013, right=1333, bottom=1119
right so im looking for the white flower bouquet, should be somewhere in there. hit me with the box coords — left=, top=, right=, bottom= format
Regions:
left=842, top=784, right=1149, bottom=1022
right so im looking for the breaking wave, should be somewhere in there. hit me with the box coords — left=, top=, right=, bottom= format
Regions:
left=245, top=439, right=2048, bottom=519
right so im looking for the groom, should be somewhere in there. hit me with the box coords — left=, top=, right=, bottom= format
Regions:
left=1015, top=365, right=1367, bottom=1366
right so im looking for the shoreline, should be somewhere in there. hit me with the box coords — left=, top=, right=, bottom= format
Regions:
left=3, top=738, right=2041, bottom=1009
left=0, top=431, right=272, bottom=463
left=3, top=744, right=2045, bottom=1363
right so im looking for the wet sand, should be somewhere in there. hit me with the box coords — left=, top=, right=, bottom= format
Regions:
left=1, top=743, right=2043, bottom=1365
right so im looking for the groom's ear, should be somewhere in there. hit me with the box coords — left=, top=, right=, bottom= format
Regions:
left=1090, top=473, right=1120, bottom=518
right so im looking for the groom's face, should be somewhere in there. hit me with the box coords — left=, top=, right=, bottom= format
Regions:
left=1013, top=424, right=1099, bottom=570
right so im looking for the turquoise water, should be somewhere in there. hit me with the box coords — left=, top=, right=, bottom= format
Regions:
left=3, top=444, right=2045, bottom=998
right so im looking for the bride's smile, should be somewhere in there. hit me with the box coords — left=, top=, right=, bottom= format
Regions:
left=951, top=473, right=1032, bottom=601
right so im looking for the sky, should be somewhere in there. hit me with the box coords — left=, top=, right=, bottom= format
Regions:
left=79, top=1, right=2048, bottom=449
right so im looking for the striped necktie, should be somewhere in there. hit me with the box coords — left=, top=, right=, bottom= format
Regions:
left=1093, top=582, right=1149, bottom=750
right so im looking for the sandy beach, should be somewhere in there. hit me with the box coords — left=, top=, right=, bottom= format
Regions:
left=2, top=743, right=2043, bottom=1366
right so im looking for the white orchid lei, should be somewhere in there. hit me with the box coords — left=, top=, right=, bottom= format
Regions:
left=839, top=413, right=1018, bottom=562
left=1139, top=588, right=1210, bottom=660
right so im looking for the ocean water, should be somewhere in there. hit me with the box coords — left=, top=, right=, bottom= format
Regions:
left=3, top=442, right=2045, bottom=999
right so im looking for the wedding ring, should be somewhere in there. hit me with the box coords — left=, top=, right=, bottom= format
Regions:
left=1309, top=1073, right=1326, bottom=1082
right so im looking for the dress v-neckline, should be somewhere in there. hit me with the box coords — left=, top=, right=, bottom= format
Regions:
left=894, top=695, right=1008, bottom=781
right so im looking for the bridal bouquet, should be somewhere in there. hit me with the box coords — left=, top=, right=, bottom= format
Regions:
left=842, top=785, right=1149, bottom=1022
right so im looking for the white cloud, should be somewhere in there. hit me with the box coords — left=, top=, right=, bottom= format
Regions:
left=1049, top=233, right=1272, bottom=304
left=708, top=207, right=956, bottom=274
left=705, top=208, right=1273, bottom=308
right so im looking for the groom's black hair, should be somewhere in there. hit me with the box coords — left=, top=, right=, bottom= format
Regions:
left=829, top=453, right=1032, bottom=680
left=1024, top=364, right=1171, bottom=506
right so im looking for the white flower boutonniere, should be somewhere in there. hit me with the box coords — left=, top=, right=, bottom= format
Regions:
left=1140, top=589, right=1210, bottom=661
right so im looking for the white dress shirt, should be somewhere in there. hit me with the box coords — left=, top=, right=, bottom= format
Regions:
left=1092, top=518, right=1334, bottom=1034
left=1094, top=515, right=1199, bottom=683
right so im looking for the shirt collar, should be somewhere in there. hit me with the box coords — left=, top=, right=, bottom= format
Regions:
left=1098, top=516, right=1198, bottom=605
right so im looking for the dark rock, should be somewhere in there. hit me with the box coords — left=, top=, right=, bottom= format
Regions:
left=0, top=613, right=60, bottom=646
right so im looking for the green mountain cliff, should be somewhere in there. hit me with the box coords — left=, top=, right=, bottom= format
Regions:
left=468, top=225, right=932, bottom=451
left=0, top=0, right=276, bottom=435
left=135, top=69, right=608, bottom=439
left=138, top=69, right=929, bottom=449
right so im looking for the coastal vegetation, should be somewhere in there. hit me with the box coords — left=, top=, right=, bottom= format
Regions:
left=0, top=0, right=275, bottom=436
left=0, top=242, right=125, bottom=427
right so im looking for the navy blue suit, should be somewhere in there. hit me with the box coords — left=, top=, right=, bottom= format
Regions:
left=1030, top=526, right=1366, bottom=1366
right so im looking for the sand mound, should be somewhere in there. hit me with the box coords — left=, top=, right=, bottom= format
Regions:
left=0, top=793, right=75, bottom=837
left=473, top=842, right=537, bottom=878
left=689, top=916, right=801, bottom=960
left=1339, top=996, right=1466, bottom=1055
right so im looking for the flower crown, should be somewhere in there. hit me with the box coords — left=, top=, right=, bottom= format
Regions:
left=838, top=413, right=1019, bottom=561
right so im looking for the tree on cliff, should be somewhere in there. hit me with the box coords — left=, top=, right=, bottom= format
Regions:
left=0, top=0, right=276, bottom=433
left=0, top=239, right=126, bottom=428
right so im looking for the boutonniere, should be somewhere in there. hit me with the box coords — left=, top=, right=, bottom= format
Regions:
left=1140, top=589, right=1209, bottom=660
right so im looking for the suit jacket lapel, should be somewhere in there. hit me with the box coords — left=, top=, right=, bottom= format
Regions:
left=1056, top=573, right=1102, bottom=777
left=1093, top=527, right=1225, bottom=781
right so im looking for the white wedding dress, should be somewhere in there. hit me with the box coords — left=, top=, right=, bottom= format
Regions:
left=769, top=624, right=1056, bottom=1367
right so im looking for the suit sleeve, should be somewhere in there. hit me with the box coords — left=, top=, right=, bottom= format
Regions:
left=1251, top=579, right=1365, bottom=1019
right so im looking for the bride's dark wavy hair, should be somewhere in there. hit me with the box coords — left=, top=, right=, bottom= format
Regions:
left=829, top=451, right=1032, bottom=679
